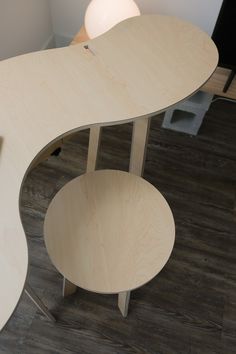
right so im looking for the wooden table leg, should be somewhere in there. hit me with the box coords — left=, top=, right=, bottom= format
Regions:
left=62, top=278, right=78, bottom=297
left=118, top=291, right=131, bottom=317
left=129, top=116, right=151, bottom=176
left=86, top=125, right=101, bottom=173
left=25, top=284, right=56, bottom=322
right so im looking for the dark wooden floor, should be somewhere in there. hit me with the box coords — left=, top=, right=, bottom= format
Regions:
left=1, top=99, right=236, bottom=354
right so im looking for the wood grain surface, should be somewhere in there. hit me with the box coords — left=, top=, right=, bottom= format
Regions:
left=44, top=170, right=175, bottom=294
left=0, top=14, right=218, bottom=330
left=72, top=25, right=236, bottom=100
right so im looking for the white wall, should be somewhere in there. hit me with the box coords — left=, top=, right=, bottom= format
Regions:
left=49, top=0, right=223, bottom=43
left=0, top=0, right=224, bottom=59
left=136, top=0, right=223, bottom=36
left=50, top=0, right=88, bottom=38
left=0, top=0, right=54, bottom=60
left=49, top=0, right=89, bottom=46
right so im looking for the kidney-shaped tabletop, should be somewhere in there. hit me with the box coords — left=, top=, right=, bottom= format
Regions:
left=0, top=15, right=218, bottom=330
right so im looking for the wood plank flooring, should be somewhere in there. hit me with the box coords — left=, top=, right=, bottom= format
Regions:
left=0, top=99, right=236, bottom=354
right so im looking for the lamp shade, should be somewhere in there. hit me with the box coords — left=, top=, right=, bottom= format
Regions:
left=85, top=0, right=141, bottom=39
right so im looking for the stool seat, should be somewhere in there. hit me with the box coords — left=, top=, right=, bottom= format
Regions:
left=44, top=170, right=175, bottom=295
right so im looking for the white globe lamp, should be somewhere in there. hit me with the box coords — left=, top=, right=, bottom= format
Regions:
left=85, top=0, right=141, bottom=39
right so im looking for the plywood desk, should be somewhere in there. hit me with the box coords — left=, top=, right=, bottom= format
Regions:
left=0, top=15, right=218, bottom=330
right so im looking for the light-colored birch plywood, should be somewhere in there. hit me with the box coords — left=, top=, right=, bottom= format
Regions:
left=129, top=117, right=151, bottom=176
left=44, top=170, right=175, bottom=294
left=62, top=278, right=77, bottom=297
left=86, top=125, right=101, bottom=172
left=73, top=26, right=236, bottom=100
left=0, top=15, right=218, bottom=330
left=118, top=291, right=131, bottom=318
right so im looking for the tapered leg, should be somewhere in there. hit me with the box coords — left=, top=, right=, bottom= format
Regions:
left=24, top=284, right=56, bottom=322
left=129, top=116, right=151, bottom=176
left=118, top=291, right=131, bottom=317
left=62, top=277, right=77, bottom=297
left=117, top=117, right=150, bottom=316
left=86, top=125, right=101, bottom=173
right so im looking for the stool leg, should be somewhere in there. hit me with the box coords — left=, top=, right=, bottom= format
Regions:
left=61, top=127, right=101, bottom=297
left=62, top=277, right=77, bottom=297
left=118, top=291, right=131, bottom=317
left=129, top=116, right=151, bottom=176
left=25, top=284, right=56, bottom=322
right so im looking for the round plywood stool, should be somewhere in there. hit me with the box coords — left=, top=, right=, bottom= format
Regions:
left=44, top=170, right=175, bottom=317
